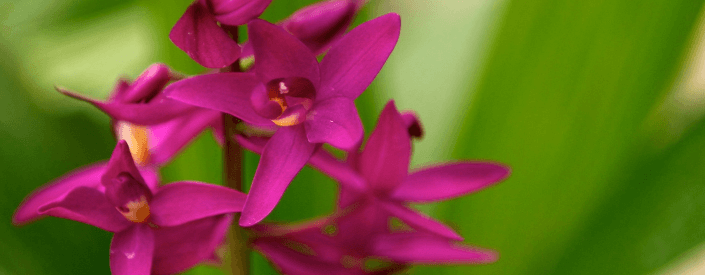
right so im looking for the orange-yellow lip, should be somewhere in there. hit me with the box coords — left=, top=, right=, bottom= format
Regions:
left=116, top=121, right=150, bottom=166
left=118, top=195, right=151, bottom=223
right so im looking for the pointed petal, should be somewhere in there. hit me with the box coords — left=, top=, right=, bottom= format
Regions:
left=57, top=87, right=197, bottom=125
left=110, top=224, right=155, bottom=275
left=235, top=134, right=366, bottom=192
left=211, top=0, right=272, bottom=26
left=108, top=78, right=132, bottom=102
left=38, top=186, right=132, bottom=232
left=280, top=0, right=358, bottom=55
left=380, top=201, right=463, bottom=241
left=119, top=63, right=172, bottom=104
left=392, top=162, right=510, bottom=202
left=139, top=167, right=160, bottom=192
left=254, top=239, right=361, bottom=275
left=335, top=202, right=389, bottom=249
left=248, top=19, right=320, bottom=88
left=318, top=13, right=400, bottom=99
left=102, top=141, right=149, bottom=188
left=170, top=2, right=240, bottom=68
left=234, top=134, right=267, bottom=154
left=308, top=147, right=366, bottom=191
left=13, top=162, right=107, bottom=224
left=359, top=101, right=410, bottom=194
left=305, top=97, right=363, bottom=150
left=372, top=232, right=497, bottom=264
left=165, top=72, right=273, bottom=126
left=240, top=125, right=317, bottom=226
left=151, top=182, right=246, bottom=226
left=152, top=214, right=232, bottom=275
left=147, top=109, right=221, bottom=166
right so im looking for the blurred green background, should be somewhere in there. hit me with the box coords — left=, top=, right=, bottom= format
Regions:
left=2, top=0, right=705, bottom=274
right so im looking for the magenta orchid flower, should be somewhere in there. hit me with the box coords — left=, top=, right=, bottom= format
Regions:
left=338, top=101, right=509, bottom=240
left=166, top=13, right=401, bottom=226
left=237, top=101, right=510, bottom=240
left=170, top=0, right=272, bottom=68
left=14, top=141, right=247, bottom=275
left=58, top=64, right=222, bottom=167
left=252, top=204, right=498, bottom=275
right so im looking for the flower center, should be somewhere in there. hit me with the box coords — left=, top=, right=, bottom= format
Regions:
left=118, top=195, right=151, bottom=223
left=115, top=121, right=150, bottom=166
left=106, top=172, right=153, bottom=224
left=252, top=77, right=316, bottom=127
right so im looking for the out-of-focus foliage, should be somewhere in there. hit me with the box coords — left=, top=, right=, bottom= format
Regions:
left=3, top=0, right=705, bottom=274
left=443, top=0, right=705, bottom=274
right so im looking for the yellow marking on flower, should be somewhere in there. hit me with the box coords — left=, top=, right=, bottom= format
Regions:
left=118, top=196, right=150, bottom=223
left=272, top=113, right=302, bottom=126
left=116, top=121, right=150, bottom=166
left=271, top=97, right=287, bottom=112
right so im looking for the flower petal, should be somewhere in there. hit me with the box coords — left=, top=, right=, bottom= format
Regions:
left=280, top=0, right=358, bottom=55
left=240, top=125, right=317, bottom=226
left=38, top=186, right=132, bottom=232
left=254, top=239, right=362, bottom=275
left=358, top=101, right=410, bottom=195
left=138, top=166, right=160, bottom=192
left=147, top=109, right=221, bottom=166
left=318, top=13, right=400, bottom=100
left=372, top=232, right=497, bottom=264
left=392, top=162, right=510, bottom=203
left=308, top=148, right=366, bottom=192
left=380, top=201, right=463, bottom=241
left=102, top=141, right=150, bottom=188
left=150, top=182, right=246, bottom=226
left=152, top=214, right=232, bottom=275
left=118, top=63, right=172, bottom=104
left=211, top=0, right=272, bottom=26
left=13, top=162, right=107, bottom=224
left=305, top=97, right=363, bottom=150
left=57, top=87, right=197, bottom=125
left=170, top=2, right=241, bottom=68
left=235, top=134, right=366, bottom=191
left=248, top=19, right=320, bottom=88
left=110, top=224, right=155, bottom=275
left=165, top=72, right=273, bottom=126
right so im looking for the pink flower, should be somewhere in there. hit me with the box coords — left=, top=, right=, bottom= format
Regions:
left=58, top=64, right=222, bottom=167
left=252, top=204, right=499, bottom=275
left=239, top=101, right=509, bottom=272
left=166, top=13, right=401, bottom=226
left=13, top=141, right=247, bottom=275
left=239, top=101, right=509, bottom=238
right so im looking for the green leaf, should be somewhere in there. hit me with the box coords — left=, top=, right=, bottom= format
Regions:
left=443, top=0, right=705, bottom=274
left=552, top=117, right=705, bottom=274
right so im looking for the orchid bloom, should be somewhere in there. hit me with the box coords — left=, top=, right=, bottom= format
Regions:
left=166, top=13, right=401, bottom=226
left=238, top=101, right=510, bottom=240
left=337, top=101, right=509, bottom=240
left=13, top=141, right=247, bottom=275
left=252, top=203, right=498, bottom=275
left=170, top=0, right=272, bottom=68
left=58, top=64, right=222, bottom=167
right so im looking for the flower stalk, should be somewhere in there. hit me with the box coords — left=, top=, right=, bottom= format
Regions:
left=222, top=26, right=250, bottom=275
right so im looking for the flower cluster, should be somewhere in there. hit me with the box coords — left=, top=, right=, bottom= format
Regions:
left=13, top=0, right=510, bottom=274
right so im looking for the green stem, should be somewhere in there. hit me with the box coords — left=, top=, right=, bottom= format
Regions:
left=221, top=26, right=250, bottom=275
